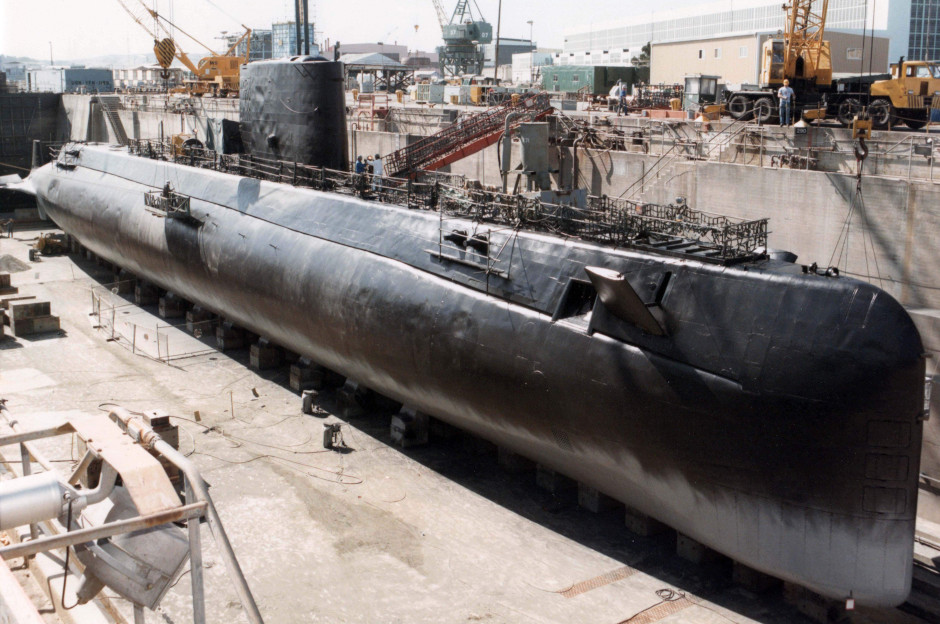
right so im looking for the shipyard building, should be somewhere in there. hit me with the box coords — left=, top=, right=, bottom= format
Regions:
left=561, top=0, right=938, bottom=74
left=650, top=30, right=890, bottom=85
left=113, top=65, right=184, bottom=91
left=26, top=67, right=113, bottom=94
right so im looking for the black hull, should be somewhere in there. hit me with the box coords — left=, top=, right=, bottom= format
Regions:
left=33, top=144, right=925, bottom=606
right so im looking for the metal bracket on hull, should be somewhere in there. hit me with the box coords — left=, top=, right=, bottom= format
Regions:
left=426, top=248, right=508, bottom=278
left=585, top=266, right=667, bottom=336
left=144, top=188, right=202, bottom=224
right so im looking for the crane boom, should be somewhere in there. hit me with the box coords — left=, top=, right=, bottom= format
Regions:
left=115, top=0, right=250, bottom=95
left=431, top=0, right=449, bottom=30
left=783, top=0, right=828, bottom=79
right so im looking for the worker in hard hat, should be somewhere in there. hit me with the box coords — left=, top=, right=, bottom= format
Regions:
left=777, top=79, right=795, bottom=127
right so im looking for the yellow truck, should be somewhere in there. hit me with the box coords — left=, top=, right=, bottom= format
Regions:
left=830, top=58, right=939, bottom=129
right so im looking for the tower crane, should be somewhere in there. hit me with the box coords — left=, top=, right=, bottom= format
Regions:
left=431, top=0, right=492, bottom=77
left=116, top=0, right=251, bottom=97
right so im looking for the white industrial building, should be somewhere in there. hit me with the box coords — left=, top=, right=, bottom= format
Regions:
left=27, top=67, right=113, bottom=94
left=511, top=51, right=556, bottom=84
left=562, top=0, right=936, bottom=67
left=113, top=65, right=184, bottom=91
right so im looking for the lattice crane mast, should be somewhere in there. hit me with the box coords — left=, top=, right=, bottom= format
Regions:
left=431, top=0, right=449, bottom=31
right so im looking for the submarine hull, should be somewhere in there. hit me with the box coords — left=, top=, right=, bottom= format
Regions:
left=32, top=144, right=925, bottom=606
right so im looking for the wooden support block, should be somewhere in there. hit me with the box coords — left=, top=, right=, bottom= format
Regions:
left=290, top=357, right=319, bottom=392
left=0, top=273, right=17, bottom=296
left=294, top=364, right=347, bottom=391
left=783, top=582, right=848, bottom=624
left=428, top=417, right=459, bottom=440
left=135, top=281, right=159, bottom=306
left=112, top=269, right=136, bottom=295
left=158, top=292, right=187, bottom=319
left=10, top=315, right=60, bottom=336
left=8, top=301, right=60, bottom=336
left=578, top=483, right=619, bottom=513
left=733, top=562, right=782, bottom=594
left=186, top=306, right=216, bottom=335
left=249, top=338, right=283, bottom=370
left=624, top=505, right=669, bottom=536
left=336, top=380, right=368, bottom=418
left=536, top=464, right=577, bottom=498
left=215, top=321, right=246, bottom=351
left=498, top=447, right=534, bottom=472
left=390, top=406, right=429, bottom=448
left=1, top=295, right=35, bottom=310
left=676, top=532, right=723, bottom=565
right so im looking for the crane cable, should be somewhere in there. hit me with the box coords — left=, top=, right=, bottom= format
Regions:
left=828, top=140, right=884, bottom=289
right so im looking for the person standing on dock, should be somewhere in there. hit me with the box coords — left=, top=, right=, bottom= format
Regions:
left=2, top=219, right=12, bottom=238
left=778, top=79, right=795, bottom=126
left=355, top=156, right=365, bottom=174
left=372, top=154, right=384, bottom=192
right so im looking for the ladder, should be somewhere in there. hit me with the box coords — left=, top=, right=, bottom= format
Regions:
left=97, top=96, right=130, bottom=146
left=384, top=92, right=552, bottom=178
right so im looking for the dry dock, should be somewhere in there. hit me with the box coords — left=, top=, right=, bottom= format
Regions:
left=3, top=220, right=939, bottom=622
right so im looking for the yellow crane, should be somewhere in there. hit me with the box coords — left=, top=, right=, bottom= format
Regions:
left=725, top=0, right=831, bottom=123
left=116, top=0, right=251, bottom=97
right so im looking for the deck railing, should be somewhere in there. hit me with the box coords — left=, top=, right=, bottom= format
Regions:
left=119, top=139, right=768, bottom=263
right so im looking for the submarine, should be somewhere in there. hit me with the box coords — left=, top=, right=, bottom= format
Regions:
left=19, top=57, right=925, bottom=606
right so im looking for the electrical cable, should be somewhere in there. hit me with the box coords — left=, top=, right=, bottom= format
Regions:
left=60, top=499, right=79, bottom=610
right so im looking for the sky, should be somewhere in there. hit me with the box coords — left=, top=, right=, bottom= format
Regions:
left=0, top=0, right=705, bottom=63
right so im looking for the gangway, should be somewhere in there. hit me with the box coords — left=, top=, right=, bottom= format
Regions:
left=384, top=93, right=552, bottom=178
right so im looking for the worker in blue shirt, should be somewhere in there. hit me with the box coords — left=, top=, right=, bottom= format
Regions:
left=777, top=79, right=795, bottom=126
left=354, top=155, right=365, bottom=174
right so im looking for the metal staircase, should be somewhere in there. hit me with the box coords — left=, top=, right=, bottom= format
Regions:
left=384, top=93, right=552, bottom=178
left=97, top=96, right=129, bottom=146
left=622, top=117, right=752, bottom=201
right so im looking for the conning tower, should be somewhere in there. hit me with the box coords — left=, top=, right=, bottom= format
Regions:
left=239, top=57, right=348, bottom=170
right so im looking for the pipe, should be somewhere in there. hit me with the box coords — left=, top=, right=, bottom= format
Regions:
left=108, top=408, right=264, bottom=624
left=0, top=458, right=116, bottom=532
left=572, top=136, right=585, bottom=191
left=0, top=502, right=207, bottom=560
left=500, top=111, right=523, bottom=193
left=82, top=461, right=118, bottom=506
left=0, top=472, right=64, bottom=531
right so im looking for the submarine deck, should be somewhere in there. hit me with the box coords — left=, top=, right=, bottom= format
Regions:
left=3, top=225, right=938, bottom=623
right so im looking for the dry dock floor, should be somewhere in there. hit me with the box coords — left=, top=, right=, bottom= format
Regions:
left=0, top=225, right=930, bottom=624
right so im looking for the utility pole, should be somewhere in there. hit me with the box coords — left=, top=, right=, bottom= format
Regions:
left=493, top=0, right=502, bottom=85
left=49, top=41, right=53, bottom=66
left=527, top=20, right=534, bottom=83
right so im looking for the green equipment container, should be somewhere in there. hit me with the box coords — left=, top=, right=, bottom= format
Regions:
left=541, top=65, right=639, bottom=95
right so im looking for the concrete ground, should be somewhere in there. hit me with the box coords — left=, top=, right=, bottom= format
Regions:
left=0, top=224, right=932, bottom=624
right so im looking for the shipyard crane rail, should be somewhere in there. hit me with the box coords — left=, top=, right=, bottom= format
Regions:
left=383, top=93, right=552, bottom=178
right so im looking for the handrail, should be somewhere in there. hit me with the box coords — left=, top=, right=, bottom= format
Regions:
left=119, top=138, right=767, bottom=262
